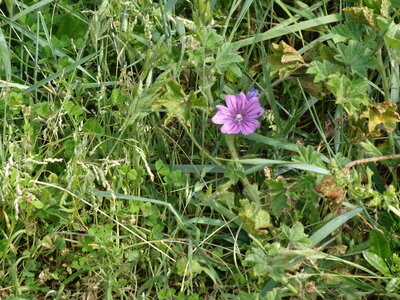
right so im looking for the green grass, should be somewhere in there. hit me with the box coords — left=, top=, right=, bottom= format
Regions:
left=1, top=0, right=400, bottom=299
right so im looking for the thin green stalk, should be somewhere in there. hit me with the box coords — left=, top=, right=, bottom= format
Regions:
left=224, top=134, right=259, bottom=202
left=378, top=48, right=390, bottom=102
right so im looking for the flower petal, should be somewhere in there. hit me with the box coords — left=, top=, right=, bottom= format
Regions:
left=239, top=119, right=260, bottom=135
left=226, top=93, right=247, bottom=114
left=221, top=121, right=241, bottom=134
left=242, top=98, right=264, bottom=119
left=212, top=105, right=235, bottom=124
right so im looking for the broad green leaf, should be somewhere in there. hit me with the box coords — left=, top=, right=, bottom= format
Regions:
left=292, top=145, right=326, bottom=170
left=151, top=78, right=189, bottom=123
left=331, top=20, right=365, bottom=43
left=361, top=102, right=400, bottom=132
left=334, top=40, right=376, bottom=78
left=363, top=251, right=391, bottom=276
left=326, top=74, right=369, bottom=115
left=82, top=119, right=105, bottom=135
left=266, top=178, right=289, bottom=217
left=224, top=164, right=245, bottom=184
left=176, top=257, right=202, bottom=276
left=310, top=208, right=362, bottom=246
left=278, top=222, right=312, bottom=247
left=370, top=230, right=391, bottom=260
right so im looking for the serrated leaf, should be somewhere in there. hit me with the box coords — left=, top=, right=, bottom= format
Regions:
left=331, top=20, right=365, bottom=43
left=363, top=251, right=391, bottom=276
left=292, top=145, right=326, bottom=169
left=215, top=43, right=243, bottom=73
left=361, top=102, right=400, bottom=132
left=266, top=178, right=289, bottom=217
left=327, top=74, right=369, bottom=115
left=202, top=29, right=223, bottom=49
left=151, top=78, right=190, bottom=123
left=307, top=60, right=337, bottom=82
left=239, top=199, right=271, bottom=235
left=334, top=40, right=376, bottom=78
left=279, top=222, right=312, bottom=248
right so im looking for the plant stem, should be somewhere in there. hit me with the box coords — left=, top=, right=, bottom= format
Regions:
left=224, top=134, right=259, bottom=202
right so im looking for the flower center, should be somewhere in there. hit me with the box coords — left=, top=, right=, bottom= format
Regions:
left=235, top=113, right=243, bottom=122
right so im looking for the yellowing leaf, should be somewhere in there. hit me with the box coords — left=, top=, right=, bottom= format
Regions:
left=362, top=102, right=400, bottom=132
left=268, top=41, right=304, bottom=78
left=239, top=199, right=271, bottom=235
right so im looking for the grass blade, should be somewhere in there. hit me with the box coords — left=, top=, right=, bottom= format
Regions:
left=233, top=158, right=331, bottom=175
left=310, top=208, right=363, bottom=247
left=23, top=52, right=97, bottom=94
left=12, top=0, right=56, bottom=21
left=0, top=28, right=11, bottom=81
left=231, top=13, right=343, bottom=49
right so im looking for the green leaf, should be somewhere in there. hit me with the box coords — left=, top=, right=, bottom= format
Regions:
left=278, top=222, right=312, bottom=247
left=215, top=43, right=243, bottom=73
left=176, top=257, right=202, bottom=276
left=334, top=40, right=376, bottom=78
left=224, top=164, right=245, bottom=184
left=292, top=145, right=326, bottom=169
left=151, top=78, right=189, bottom=123
left=306, top=60, right=338, bottom=82
left=331, top=20, right=365, bottom=43
left=266, top=178, right=289, bottom=217
left=327, top=74, right=369, bottom=115
left=363, top=251, right=391, bottom=276
left=34, top=102, right=51, bottom=118
left=82, top=119, right=105, bottom=135
left=370, top=230, right=391, bottom=260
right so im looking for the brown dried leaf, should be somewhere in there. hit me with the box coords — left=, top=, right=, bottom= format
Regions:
left=315, top=176, right=347, bottom=210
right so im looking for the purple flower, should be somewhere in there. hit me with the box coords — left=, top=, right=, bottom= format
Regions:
left=212, top=90, right=264, bottom=135
left=246, top=88, right=259, bottom=99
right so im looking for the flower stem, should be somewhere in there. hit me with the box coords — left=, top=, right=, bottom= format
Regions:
left=224, top=134, right=259, bottom=202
